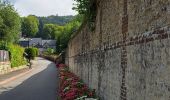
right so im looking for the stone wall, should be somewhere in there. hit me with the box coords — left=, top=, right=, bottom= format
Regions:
left=66, top=0, right=170, bottom=99
left=0, top=50, right=9, bottom=62
left=0, top=62, right=11, bottom=75
left=0, top=50, right=11, bottom=74
left=0, top=50, right=28, bottom=75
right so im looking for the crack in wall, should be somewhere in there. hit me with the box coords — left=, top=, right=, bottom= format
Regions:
left=120, top=0, right=128, bottom=100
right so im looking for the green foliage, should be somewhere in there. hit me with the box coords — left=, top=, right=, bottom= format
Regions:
left=22, top=15, right=39, bottom=37
left=73, top=0, right=91, bottom=14
left=57, top=15, right=82, bottom=53
left=38, top=15, right=83, bottom=54
left=38, top=15, right=74, bottom=26
left=33, top=47, right=39, bottom=56
left=0, top=41, right=8, bottom=50
left=0, top=1, right=21, bottom=43
left=36, top=15, right=74, bottom=39
left=45, top=48, right=54, bottom=55
left=7, top=43, right=27, bottom=68
left=25, top=47, right=38, bottom=60
left=42, top=24, right=63, bottom=39
left=73, top=0, right=97, bottom=31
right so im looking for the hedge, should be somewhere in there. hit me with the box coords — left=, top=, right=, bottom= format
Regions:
left=33, top=48, right=39, bottom=56
left=8, top=43, right=27, bottom=68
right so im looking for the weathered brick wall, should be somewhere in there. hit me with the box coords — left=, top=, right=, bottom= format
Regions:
left=66, top=0, right=170, bottom=99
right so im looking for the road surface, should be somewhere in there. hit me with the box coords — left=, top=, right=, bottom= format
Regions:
left=0, top=57, right=58, bottom=100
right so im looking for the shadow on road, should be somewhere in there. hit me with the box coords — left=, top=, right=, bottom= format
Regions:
left=0, top=62, right=59, bottom=100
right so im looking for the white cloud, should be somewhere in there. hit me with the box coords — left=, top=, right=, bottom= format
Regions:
left=12, top=0, right=77, bottom=16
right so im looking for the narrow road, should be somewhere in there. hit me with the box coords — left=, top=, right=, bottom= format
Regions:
left=0, top=57, right=58, bottom=100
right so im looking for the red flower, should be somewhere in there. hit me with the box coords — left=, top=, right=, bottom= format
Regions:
left=58, top=63, right=96, bottom=99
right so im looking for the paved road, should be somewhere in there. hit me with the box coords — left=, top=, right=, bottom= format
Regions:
left=0, top=57, right=58, bottom=100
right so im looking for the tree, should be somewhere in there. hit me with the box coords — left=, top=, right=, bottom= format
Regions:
left=56, top=15, right=83, bottom=53
left=36, top=18, right=43, bottom=38
left=22, top=15, right=39, bottom=37
left=42, top=24, right=63, bottom=39
left=73, top=0, right=90, bottom=14
left=73, top=0, right=96, bottom=31
left=0, top=1, right=21, bottom=43
left=42, top=24, right=56, bottom=39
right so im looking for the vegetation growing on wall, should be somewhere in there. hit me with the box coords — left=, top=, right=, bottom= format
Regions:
left=73, top=0, right=97, bottom=31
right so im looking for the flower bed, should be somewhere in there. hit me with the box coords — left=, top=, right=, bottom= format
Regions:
left=57, top=64, right=97, bottom=100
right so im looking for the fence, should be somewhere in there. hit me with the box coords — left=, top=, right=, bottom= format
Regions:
left=0, top=50, right=9, bottom=62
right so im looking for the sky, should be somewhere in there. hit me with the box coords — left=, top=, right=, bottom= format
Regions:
left=8, top=0, right=77, bottom=17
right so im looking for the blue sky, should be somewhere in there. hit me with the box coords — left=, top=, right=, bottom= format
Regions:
left=8, top=0, right=77, bottom=16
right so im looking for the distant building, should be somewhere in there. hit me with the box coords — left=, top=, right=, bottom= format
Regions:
left=29, top=38, right=42, bottom=47
left=19, top=38, right=56, bottom=52
left=40, top=40, right=57, bottom=53
left=19, top=38, right=30, bottom=47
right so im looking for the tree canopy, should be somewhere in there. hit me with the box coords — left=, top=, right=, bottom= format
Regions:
left=21, top=15, right=39, bottom=37
left=42, top=24, right=63, bottom=39
left=36, top=15, right=74, bottom=38
left=73, top=0, right=90, bottom=15
left=56, top=15, right=83, bottom=53
left=73, top=0, right=96, bottom=31
left=39, top=15, right=83, bottom=53
left=0, top=1, right=21, bottom=43
left=38, top=15, right=74, bottom=26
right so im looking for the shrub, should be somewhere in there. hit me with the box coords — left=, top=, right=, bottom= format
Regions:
left=0, top=41, right=8, bottom=50
left=57, top=64, right=97, bottom=99
left=46, top=48, right=54, bottom=54
left=7, top=43, right=27, bottom=68
left=33, top=47, right=39, bottom=56
left=25, top=48, right=37, bottom=60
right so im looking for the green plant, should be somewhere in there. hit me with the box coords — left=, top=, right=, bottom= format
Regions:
left=7, top=43, right=27, bottom=67
left=33, top=47, right=39, bottom=56
left=25, top=47, right=37, bottom=60
left=0, top=41, right=8, bottom=50
left=21, top=15, right=39, bottom=37
left=46, top=48, right=54, bottom=54
left=0, top=1, right=21, bottom=43
left=73, top=0, right=97, bottom=31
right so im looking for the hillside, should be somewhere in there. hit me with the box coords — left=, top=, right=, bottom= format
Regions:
left=36, top=15, right=76, bottom=38
left=38, top=15, right=75, bottom=26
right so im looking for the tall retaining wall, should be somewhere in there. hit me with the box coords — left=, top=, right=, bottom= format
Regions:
left=66, top=0, right=170, bottom=99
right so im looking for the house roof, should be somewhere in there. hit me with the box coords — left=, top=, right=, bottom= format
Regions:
left=29, top=38, right=42, bottom=45
left=19, top=38, right=56, bottom=48
left=42, top=40, right=56, bottom=46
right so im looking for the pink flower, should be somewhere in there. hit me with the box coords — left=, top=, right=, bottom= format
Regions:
left=58, top=63, right=97, bottom=99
